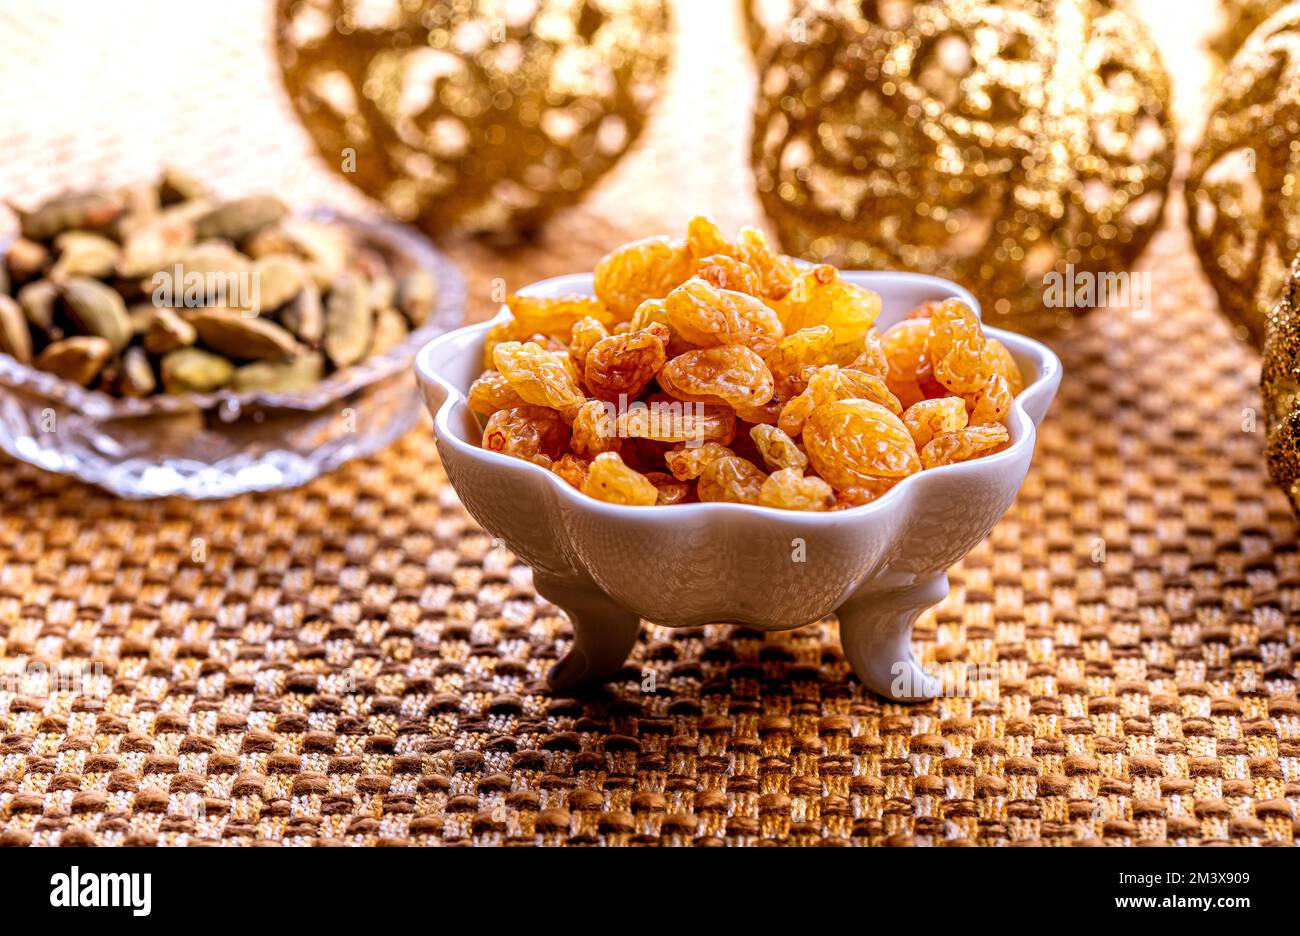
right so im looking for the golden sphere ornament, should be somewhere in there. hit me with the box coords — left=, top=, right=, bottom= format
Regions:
left=751, top=0, right=1176, bottom=330
left=1209, top=0, right=1287, bottom=65
left=1187, top=4, right=1300, bottom=348
left=276, top=0, right=671, bottom=237
left=1263, top=257, right=1300, bottom=515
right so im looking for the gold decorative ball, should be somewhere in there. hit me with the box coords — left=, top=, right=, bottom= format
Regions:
left=1263, top=257, right=1300, bottom=514
left=751, top=0, right=1176, bottom=331
left=276, top=0, right=672, bottom=237
left=1187, top=4, right=1300, bottom=348
left=1209, top=0, right=1287, bottom=65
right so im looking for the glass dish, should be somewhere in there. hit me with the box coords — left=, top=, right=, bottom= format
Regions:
left=0, top=211, right=465, bottom=499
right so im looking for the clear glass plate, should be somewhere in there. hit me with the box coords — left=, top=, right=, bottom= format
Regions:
left=0, top=211, right=465, bottom=499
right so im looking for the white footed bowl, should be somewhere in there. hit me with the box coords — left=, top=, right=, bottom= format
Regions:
left=416, top=271, right=1061, bottom=700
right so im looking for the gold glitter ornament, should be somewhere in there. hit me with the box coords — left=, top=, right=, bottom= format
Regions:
left=1210, top=0, right=1287, bottom=65
left=1187, top=5, right=1300, bottom=348
left=276, top=0, right=671, bottom=236
left=751, top=0, right=1176, bottom=330
left=1263, top=257, right=1300, bottom=515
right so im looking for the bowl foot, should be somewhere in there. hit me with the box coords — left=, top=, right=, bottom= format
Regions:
left=837, top=573, right=948, bottom=702
left=534, top=572, right=642, bottom=694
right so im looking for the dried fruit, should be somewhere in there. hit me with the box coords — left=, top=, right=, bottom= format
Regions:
left=659, top=345, right=774, bottom=410
left=778, top=365, right=901, bottom=437
left=114, top=347, right=158, bottom=397
left=468, top=369, right=527, bottom=417
left=804, top=399, right=920, bottom=488
left=584, top=324, right=669, bottom=402
left=57, top=277, right=131, bottom=352
left=902, top=397, right=969, bottom=449
left=920, top=425, right=1010, bottom=469
left=594, top=235, right=694, bottom=319
left=482, top=405, right=570, bottom=463
left=583, top=451, right=659, bottom=505
left=571, top=399, right=622, bottom=459
left=396, top=270, right=438, bottom=327
left=50, top=232, right=119, bottom=279
left=750, top=424, right=807, bottom=471
left=193, top=195, right=287, bottom=243
left=664, top=278, right=784, bottom=353
left=759, top=468, right=835, bottom=510
left=697, top=454, right=767, bottom=504
left=472, top=217, right=1020, bottom=509
left=494, top=340, right=586, bottom=419
left=370, top=308, right=409, bottom=357
left=142, top=307, right=197, bottom=355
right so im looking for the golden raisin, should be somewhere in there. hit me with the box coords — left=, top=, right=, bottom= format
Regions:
left=482, top=405, right=570, bottom=463
left=777, top=265, right=881, bottom=351
left=583, top=452, right=659, bottom=505
left=880, top=318, right=931, bottom=409
left=902, top=397, right=969, bottom=449
left=593, top=235, right=694, bottom=320
left=967, top=373, right=1013, bottom=426
left=493, top=340, right=586, bottom=419
left=984, top=337, right=1025, bottom=395
left=920, top=425, right=1011, bottom=469
left=765, top=325, right=838, bottom=398
left=664, top=278, right=784, bottom=353
left=467, top=369, right=526, bottom=417
left=571, top=399, right=621, bottom=459
left=778, top=365, right=902, bottom=437
left=663, top=441, right=734, bottom=480
left=735, top=226, right=799, bottom=300
left=658, top=345, right=775, bottom=409
left=759, top=468, right=835, bottom=511
left=584, top=323, right=669, bottom=402
left=506, top=293, right=613, bottom=335
left=697, top=454, right=767, bottom=504
left=616, top=400, right=736, bottom=445
left=833, top=477, right=899, bottom=508
left=552, top=453, right=591, bottom=489
left=804, top=398, right=920, bottom=488
left=750, top=424, right=807, bottom=471
left=694, top=253, right=762, bottom=295
left=645, top=471, right=691, bottom=505
left=926, top=299, right=989, bottom=394
left=568, top=316, right=610, bottom=371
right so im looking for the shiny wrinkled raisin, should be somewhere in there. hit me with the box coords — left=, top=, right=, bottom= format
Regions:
left=697, top=454, right=767, bottom=504
left=658, top=345, right=774, bottom=409
left=759, top=467, right=835, bottom=510
left=926, top=299, right=989, bottom=394
left=735, top=226, right=799, bottom=300
left=777, top=265, right=881, bottom=351
left=482, top=405, right=570, bottom=463
left=880, top=318, right=931, bottom=410
left=750, top=424, right=807, bottom=471
left=583, top=451, right=659, bottom=505
left=984, top=337, right=1025, bottom=395
left=765, top=325, right=838, bottom=398
left=645, top=471, right=691, bottom=504
left=694, top=253, right=762, bottom=295
left=467, top=369, right=526, bottom=417
left=506, top=293, right=613, bottom=335
left=493, top=340, right=586, bottom=419
left=902, top=397, right=969, bottom=449
left=664, top=278, right=784, bottom=354
left=594, top=235, right=694, bottom=319
left=664, top=441, right=734, bottom=480
left=584, top=323, right=669, bottom=402
left=552, top=453, right=591, bottom=489
left=804, top=398, right=920, bottom=488
left=571, top=399, right=621, bottom=459
left=850, top=326, right=889, bottom=379
left=967, top=373, right=1013, bottom=425
left=568, top=316, right=610, bottom=371
left=920, top=425, right=1010, bottom=469
left=616, top=400, right=736, bottom=445
left=833, top=477, right=899, bottom=509
left=778, top=364, right=901, bottom=437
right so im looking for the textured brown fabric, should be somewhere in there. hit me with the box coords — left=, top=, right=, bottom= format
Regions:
left=0, top=1, right=1298, bottom=846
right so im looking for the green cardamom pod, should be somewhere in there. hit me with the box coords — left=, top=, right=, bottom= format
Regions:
left=160, top=347, right=234, bottom=393
left=188, top=308, right=302, bottom=360
left=118, top=346, right=157, bottom=397
left=17, top=190, right=126, bottom=242
left=230, top=351, right=325, bottom=392
left=278, top=281, right=323, bottom=345
left=6, top=237, right=50, bottom=285
left=369, top=307, right=409, bottom=357
left=193, top=196, right=287, bottom=244
left=396, top=270, right=438, bottom=327
left=323, top=273, right=373, bottom=367
left=143, top=307, right=198, bottom=355
left=57, top=276, right=131, bottom=351
left=35, top=335, right=114, bottom=385
left=0, top=294, right=33, bottom=364
left=51, top=231, right=120, bottom=279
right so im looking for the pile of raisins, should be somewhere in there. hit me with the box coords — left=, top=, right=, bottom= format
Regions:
left=468, top=217, right=1025, bottom=509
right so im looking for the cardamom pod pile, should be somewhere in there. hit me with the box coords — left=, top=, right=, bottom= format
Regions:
left=0, top=171, right=438, bottom=396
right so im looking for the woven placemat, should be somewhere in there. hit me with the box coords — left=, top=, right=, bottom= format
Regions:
left=1, top=0, right=1298, bottom=846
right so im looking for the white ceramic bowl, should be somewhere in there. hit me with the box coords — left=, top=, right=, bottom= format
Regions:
left=416, top=271, right=1061, bottom=700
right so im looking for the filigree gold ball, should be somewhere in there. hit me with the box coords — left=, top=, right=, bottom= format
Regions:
left=1263, top=257, right=1300, bottom=514
left=1187, top=4, right=1300, bottom=348
left=276, top=0, right=671, bottom=236
left=751, top=0, right=1176, bottom=331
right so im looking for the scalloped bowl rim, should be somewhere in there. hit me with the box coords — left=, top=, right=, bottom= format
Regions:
left=417, top=270, right=1061, bottom=523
